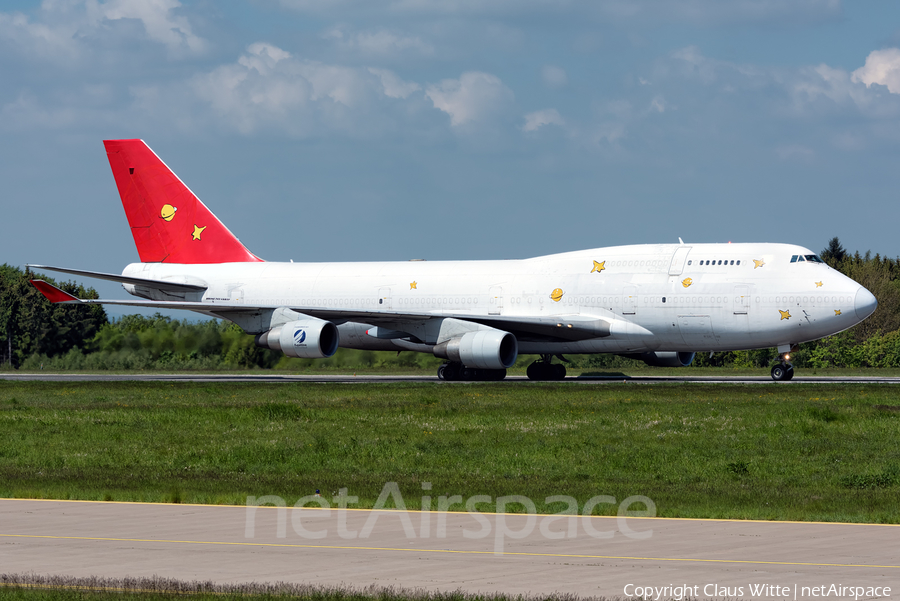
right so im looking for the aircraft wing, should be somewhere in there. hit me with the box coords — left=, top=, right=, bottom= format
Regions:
left=27, top=265, right=207, bottom=293
left=30, top=280, right=610, bottom=342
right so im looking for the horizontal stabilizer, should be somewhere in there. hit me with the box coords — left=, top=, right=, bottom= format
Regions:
left=30, top=280, right=81, bottom=304
left=27, top=265, right=207, bottom=293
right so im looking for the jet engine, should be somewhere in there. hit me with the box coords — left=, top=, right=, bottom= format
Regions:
left=254, top=318, right=339, bottom=359
left=433, top=329, right=518, bottom=369
left=628, top=351, right=696, bottom=368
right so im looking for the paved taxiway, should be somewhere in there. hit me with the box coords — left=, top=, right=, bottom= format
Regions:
left=1, top=499, right=897, bottom=598
left=3, top=373, right=900, bottom=384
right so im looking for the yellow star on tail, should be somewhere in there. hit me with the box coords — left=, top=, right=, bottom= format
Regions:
left=192, top=224, right=206, bottom=241
left=779, top=309, right=791, bottom=320
left=410, top=281, right=417, bottom=290
left=815, top=281, right=823, bottom=288
left=834, top=309, right=841, bottom=316
left=753, top=259, right=765, bottom=269
left=591, top=260, right=606, bottom=273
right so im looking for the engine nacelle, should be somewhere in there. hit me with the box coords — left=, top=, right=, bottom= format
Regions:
left=629, top=351, right=696, bottom=368
left=434, top=329, right=518, bottom=369
left=255, top=318, right=340, bottom=359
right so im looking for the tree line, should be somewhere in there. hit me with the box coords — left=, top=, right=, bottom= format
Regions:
left=3, top=237, right=900, bottom=371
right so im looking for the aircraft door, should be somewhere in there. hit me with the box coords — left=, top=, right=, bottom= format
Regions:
left=668, top=246, right=692, bottom=276
left=623, top=286, right=636, bottom=315
left=378, top=287, right=391, bottom=310
left=733, top=285, right=750, bottom=314
left=489, top=286, right=503, bottom=315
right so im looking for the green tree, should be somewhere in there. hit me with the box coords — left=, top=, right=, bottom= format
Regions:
left=0, top=264, right=107, bottom=367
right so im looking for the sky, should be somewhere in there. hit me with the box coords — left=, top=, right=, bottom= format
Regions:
left=3, top=0, right=900, bottom=318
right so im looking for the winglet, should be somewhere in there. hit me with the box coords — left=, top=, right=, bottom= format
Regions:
left=30, top=280, right=82, bottom=303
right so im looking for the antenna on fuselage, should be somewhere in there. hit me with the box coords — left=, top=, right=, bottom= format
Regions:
left=678, top=237, right=685, bottom=245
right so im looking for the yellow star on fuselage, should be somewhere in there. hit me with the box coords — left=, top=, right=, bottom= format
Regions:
left=815, top=281, right=823, bottom=288
left=410, top=281, right=417, bottom=290
left=779, top=309, right=791, bottom=320
left=591, top=260, right=606, bottom=273
left=834, top=309, right=841, bottom=316
left=753, top=259, right=765, bottom=269
left=682, top=277, right=693, bottom=288
left=192, top=224, right=206, bottom=241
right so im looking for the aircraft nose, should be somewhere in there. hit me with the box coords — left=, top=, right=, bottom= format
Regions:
left=854, top=286, right=878, bottom=322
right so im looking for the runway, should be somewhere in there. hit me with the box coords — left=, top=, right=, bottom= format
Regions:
left=1, top=499, right=897, bottom=598
left=3, top=372, right=900, bottom=384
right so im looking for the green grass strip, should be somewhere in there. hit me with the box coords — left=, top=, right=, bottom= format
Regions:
left=1, top=381, right=899, bottom=522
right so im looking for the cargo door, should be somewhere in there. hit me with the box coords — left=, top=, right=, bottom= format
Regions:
left=678, top=314, right=716, bottom=348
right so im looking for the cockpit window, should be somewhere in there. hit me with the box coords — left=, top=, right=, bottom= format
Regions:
left=790, top=254, right=824, bottom=263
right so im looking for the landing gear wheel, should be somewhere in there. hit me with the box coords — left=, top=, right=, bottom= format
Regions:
left=527, top=357, right=564, bottom=381
left=771, top=363, right=793, bottom=382
left=552, top=364, right=567, bottom=380
left=438, top=362, right=461, bottom=381
left=784, top=365, right=794, bottom=381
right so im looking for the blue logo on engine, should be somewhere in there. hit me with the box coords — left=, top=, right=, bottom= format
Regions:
left=293, top=329, right=306, bottom=345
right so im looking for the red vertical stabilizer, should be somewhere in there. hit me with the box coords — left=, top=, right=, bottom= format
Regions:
left=104, top=139, right=263, bottom=264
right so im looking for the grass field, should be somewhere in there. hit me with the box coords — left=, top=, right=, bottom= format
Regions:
left=1, top=380, right=898, bottom=522
left=0, top=575, right=560, bottom=601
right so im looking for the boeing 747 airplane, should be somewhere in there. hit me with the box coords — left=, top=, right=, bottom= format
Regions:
left=30, top=140, right=877, bottom=381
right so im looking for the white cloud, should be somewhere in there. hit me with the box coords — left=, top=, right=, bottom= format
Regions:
left=541, top=65, right=568, bottom=88
left=0, top=0, right=206, bottom=62
left=425, top=71, right=514, bottom=126
left=88, top=0, right=205, bottom=53
left=278, top=0, right=841, bottom=25
left=368, top=68, right=421, bottom=99
left=191, top=43, right=386, bottom=134
left=522, top=108, right=564, bottom=132
left=851, top=48, right=900, bottom=94
left=324, top=26, right=433, bottom=56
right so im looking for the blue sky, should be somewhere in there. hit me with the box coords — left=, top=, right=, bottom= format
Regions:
left=3, top=1, right=900, bottom=317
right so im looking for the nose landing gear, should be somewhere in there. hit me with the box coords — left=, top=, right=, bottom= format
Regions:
left=771, top=351, right=795, bottom=381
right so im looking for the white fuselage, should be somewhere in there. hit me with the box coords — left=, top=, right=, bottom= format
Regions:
left=122, top=242, right=876, bottom=355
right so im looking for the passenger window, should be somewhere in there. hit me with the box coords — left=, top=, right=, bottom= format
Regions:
left=687, top=260, right=692, bottom=265
left=737, top=260, right=741, bottom=265
left=730, top=260, right=734, bottom=265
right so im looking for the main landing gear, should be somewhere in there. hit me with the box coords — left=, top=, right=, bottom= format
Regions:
left=526, top=355, right=567, bottom=381
left=771, top=354, right=795, bottom=381
left=437, top=362, right=507, bottom=381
